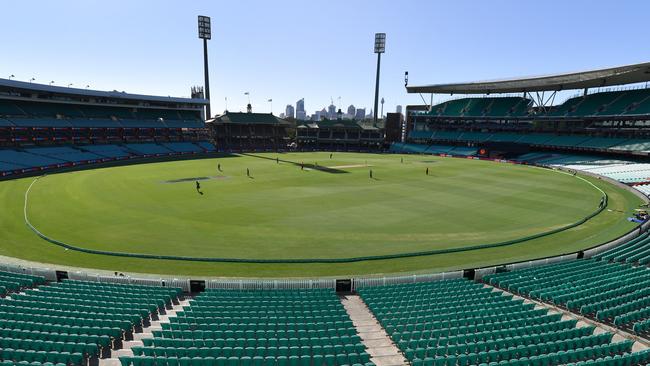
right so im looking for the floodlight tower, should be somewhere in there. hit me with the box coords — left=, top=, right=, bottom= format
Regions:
left=373, top=33, right=386, bottom=124
left=198, top=15, right=212, bottom=119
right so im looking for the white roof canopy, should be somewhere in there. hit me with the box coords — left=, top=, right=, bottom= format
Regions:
left=407, top=62, right=650, bottom=94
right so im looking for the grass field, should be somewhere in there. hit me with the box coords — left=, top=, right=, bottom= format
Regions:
left=0, top=152, right=642, bottom=277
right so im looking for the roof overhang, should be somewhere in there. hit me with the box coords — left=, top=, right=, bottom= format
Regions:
left=206, top=112, right=291, bottom=125
left=407, top=61, right=650, bottom=94
left=0, top=78, right=208, bottom=105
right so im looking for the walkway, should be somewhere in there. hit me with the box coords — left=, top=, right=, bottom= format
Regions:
left=340, top=294, right=409, bottom=366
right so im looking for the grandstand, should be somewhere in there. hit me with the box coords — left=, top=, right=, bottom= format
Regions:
left=410, top=87, right=650, bottom=121
left=0, top=272, right=182, bottom=365
left=358, top=278, right=650, bottom=366
left=122, top=289, right=372, bottom=366
left=0, top=78, right=217, bottom=177
left=295, top=119, right=384, bottom=151
left=404, top=62, right=650, bottom=160
left=481, top=226, right=650, bottom=341
left=0, top=266, right=647, bottom=366
left=207, top=112, right=291, bottom=152
left=396, top=62, right=650, bottom=194
left=404, top=129, right=650, bottom=154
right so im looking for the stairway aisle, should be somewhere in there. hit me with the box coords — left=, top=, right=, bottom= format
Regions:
left=340, top=294, right=409, bottom=366
left=100, top=298, right=192, bottom=366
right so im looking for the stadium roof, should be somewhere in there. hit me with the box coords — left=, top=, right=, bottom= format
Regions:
left=406, top=62, right=650, bottom=94
left=296, top=119, right=380, bottom=130
left=0, top=78, right=208, bottom=105
left=208, top=112, right=291, bottom=125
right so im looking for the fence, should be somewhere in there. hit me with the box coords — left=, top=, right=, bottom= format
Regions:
left=352, top=271, right=463, bottom=290
left=206, top=279, right=336, bottom=290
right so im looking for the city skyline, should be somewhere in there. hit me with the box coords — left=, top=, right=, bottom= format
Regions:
left=2, top=0, right=649, bottom=119
left=277, top=98, right=393, bottom=121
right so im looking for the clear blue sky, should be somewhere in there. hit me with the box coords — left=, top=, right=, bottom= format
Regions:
left=2, top=0, right=649, bottom=117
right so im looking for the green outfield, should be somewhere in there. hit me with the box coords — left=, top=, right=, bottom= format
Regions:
left=0, top=152, right=642, bottom=277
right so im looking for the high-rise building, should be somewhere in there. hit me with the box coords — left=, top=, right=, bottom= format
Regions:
left=355, top=108, right=366, bottom=120
left=327, top=104, right=336, bottom=120
left=285, top=104, right=295, bottom=119
left=296, top=110, right=307, bottom=120
left=347, top=105, right=356, bottom=119
left=396, top=105, right=403, bottom=114
left=296, top=98, right=305, bottom=116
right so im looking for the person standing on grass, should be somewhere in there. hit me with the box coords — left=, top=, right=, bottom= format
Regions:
left=217, top=163, right=221, bottom=172
left=330, top=153, right=333, bottom=159
left=246, top=168, right=250, bottom=177
left=276, top=157, right=279, bottom=164
left=369, top=169, right=373, bottom=179
left=426, top=167, right=429, bottom=175
left=195, top=181, right=201, bottom=194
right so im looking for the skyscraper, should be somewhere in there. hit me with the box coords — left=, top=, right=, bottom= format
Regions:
left=355, top=108, right=366, bottom=120
left=296, top=98, right=307, bottom=119
left=327, top=104, right=336, bottom=120
left=285, top=104, right=295, bottom=119
left=396, top=105, right=403, bottom=114
left=347, top=105, right=356, bottom=119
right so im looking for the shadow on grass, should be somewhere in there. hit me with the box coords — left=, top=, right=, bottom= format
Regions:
left=241, top=153, right=349, bottom=174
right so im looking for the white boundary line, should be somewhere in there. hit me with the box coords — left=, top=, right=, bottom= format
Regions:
left=24, top=176, right=47, bottom=239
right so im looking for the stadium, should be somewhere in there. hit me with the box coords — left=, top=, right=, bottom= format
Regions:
left=2, top=3, right=650, bottom=366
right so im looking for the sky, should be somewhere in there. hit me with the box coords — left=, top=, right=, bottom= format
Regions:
left=2, top=0, right=650, bottom=117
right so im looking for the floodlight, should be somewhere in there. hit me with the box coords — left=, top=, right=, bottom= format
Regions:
left=374, top=33, right=386, bottom=54
left=198, top=16, right=211, bottom=40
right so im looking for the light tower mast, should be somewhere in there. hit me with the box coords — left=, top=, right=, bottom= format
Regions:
left=373, top=33, right=386, bottom=124
left=198, top=15, right=212, bottom=119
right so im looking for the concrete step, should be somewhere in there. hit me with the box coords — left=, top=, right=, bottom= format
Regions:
left=340, top=294, right=408, bottom=366
left=121, top=341, right=141, bottom=350
left=133, top=333, right=153, bottom=341
left=110, top=349, right=133, bottom=358
left=100, top=359, right=121, bottom=366
left=99, top=296, right=191, bottom=366
left=371, top=354, right=409, bottom=366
